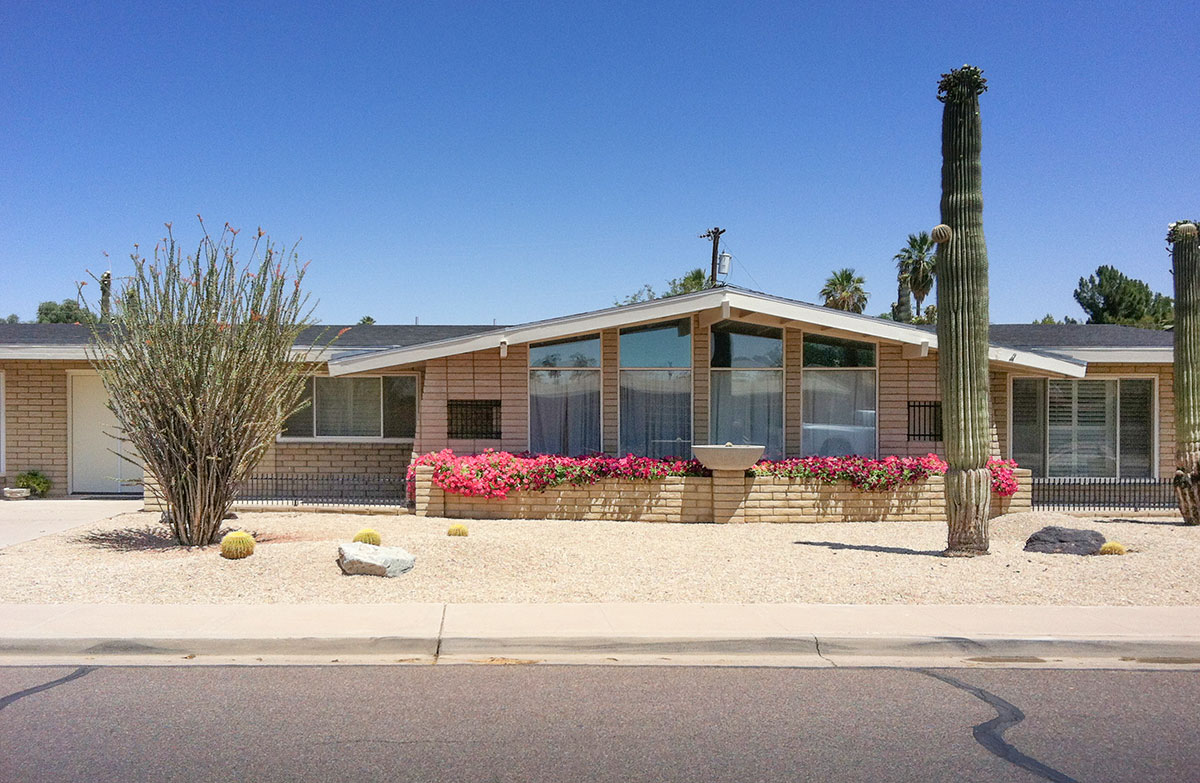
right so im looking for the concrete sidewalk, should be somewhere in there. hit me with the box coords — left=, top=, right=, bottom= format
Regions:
left=2, top=603, right=1199, bottom=662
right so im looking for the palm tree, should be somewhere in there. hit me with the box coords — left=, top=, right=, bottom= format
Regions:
left=894, top=232, right=936, bottom=317
left=820, top=268, right=869, bottom=313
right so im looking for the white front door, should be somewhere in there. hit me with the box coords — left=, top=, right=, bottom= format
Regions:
left=70, top=374, right=142, bottom=494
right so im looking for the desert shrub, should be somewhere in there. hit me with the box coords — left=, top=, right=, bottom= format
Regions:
left=15, top=470, right=51, bottom=497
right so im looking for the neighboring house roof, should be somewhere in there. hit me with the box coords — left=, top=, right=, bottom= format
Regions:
left=326, top=286, right=1087, bottom=378
left=0, top=323, right=502, bottom=360
left=987, top=324, right=1173, bottom=364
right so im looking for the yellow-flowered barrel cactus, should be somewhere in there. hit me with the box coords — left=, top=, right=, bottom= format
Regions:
left=220, top=530, right=255, bottom=559
left=1098, top=541, right=1127, bottom=556
left=447, top=524, right=469, bottom=537
left=353, top=528, right=382, bottom=546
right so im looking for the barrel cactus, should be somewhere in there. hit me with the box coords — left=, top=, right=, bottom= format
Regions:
left=353, top=528, right=382, bottom=546
left=219, top=530, right=255, bottom=559
left=447, top=524, right=469, bottom=537
left=934, top=65, right=993, bottom=555
left=1171, top=220, right=1200, bottom=525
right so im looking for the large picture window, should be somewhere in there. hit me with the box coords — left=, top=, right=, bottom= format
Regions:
left=710, top=321, right=783, bottom=459
left=1011, top=377, right=1153, bottom=478
left=801, top=335, right=876, bottom=457
left=281, top=376, right=416, bottom=440
left=619, top=319, right=692, bottom=458
left=529, top=335, right=601, bottom=455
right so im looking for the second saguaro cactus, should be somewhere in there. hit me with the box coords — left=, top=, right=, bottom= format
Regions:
left=1171, top=220, right=1200, bottom=525
left=934, top=65, right=993, bottom=555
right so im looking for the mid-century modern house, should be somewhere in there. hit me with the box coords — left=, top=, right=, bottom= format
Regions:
left=0, top=285, right=1175, bottom=507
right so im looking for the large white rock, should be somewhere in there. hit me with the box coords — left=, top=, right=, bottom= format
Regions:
left=337, top=542, right=416, bottom=577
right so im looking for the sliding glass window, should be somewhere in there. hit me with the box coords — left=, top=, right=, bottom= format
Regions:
left=619, top=319, right=692, bottom=458
left=710, top=320, right=783, bottom=459
left=1011, top=377, right=1153, bottom=478
left=801, top=335, right=876, bottom=457
left=529, top=335, right=601, bottom=455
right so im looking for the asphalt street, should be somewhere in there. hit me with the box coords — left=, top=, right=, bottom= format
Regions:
left=1, top=664, right=1197, bottom=782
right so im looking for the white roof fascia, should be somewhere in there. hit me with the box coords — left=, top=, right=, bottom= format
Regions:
left=0, top=345, right=91, bottom=360
left=327, top=289, right=730, bottom=376
left=722, top=290, right=938, bottom=347
left=1043, top=347, right=1172, bottom=365
left=987, top=346, right=1087, bottom=377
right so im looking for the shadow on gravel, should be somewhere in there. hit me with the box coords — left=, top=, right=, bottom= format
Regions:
left=75, top=524, right=277, bottom=552
left=1091, top=516, right=1184, bottom=526
left=793, top=540, right=942, bottom=557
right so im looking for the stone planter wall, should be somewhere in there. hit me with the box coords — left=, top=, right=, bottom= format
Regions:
left=413, top=466, right=1032, bottom=523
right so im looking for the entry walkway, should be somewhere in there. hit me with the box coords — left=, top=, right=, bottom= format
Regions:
left=0, top=498, right=143, bottom=548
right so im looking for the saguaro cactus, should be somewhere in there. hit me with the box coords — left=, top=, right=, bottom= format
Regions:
left=933, top=65, right=992, bottom=555
left=1171, top=220, right=1200, bottom=525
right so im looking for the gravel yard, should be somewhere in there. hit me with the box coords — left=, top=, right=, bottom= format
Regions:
left=0, top=509, right=1195, bottom=605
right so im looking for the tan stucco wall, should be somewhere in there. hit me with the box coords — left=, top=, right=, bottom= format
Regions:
left=1, top=359, right=92, bottom=497
left=414, top=465, right=1032, bottom=523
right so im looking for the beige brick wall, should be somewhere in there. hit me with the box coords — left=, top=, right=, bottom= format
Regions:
left=991, top=362, right=1175, bottom=479
left=784, top=328, right=805, bottom=456
left=1, top=359, right=92, bottom=497
left=691, top=315, right=709, bottom=448
left=257, top=441, right=413, bottom=475
left=416, top=467, right=1032, bottom=523
left=416, top=344, right=529, bottom=455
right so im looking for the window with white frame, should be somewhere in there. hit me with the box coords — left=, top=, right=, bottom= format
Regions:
left=529, top=335, right=601, bottom=455
left=1011, top=377, right=1153, bottom=478
left=619, top=318, right=692, bottom=458
left=801, top=334, right=876, bottom=457
left=281, top=376, right=416, bottom=440
left=710, top=320, right=784, bottom=459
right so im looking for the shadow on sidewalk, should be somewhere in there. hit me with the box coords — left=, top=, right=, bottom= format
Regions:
left=794, top=540, right=942, bottom=557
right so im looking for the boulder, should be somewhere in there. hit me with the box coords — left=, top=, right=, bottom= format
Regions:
left=1023, top=526, right=1106, bottom=555
left=337, top=542, right=415, bottom=577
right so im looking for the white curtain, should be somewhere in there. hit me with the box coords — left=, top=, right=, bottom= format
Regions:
left=710, top=370, right=783, bottom=458
left=619, top=370, right=692, bottom=458
left=801, top=369, right=876, bottom=457
left=315, top=377, right=381, bottom=437
left=529, top=370, right=601, bottom=455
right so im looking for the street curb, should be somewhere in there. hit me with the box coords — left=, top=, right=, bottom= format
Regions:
left=3, top=634, right=1198, bottom=661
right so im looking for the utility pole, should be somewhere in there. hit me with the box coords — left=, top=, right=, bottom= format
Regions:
left=700, top=227, right=725, bottom=286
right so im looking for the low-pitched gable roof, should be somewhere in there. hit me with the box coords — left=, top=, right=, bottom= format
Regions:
left=326, top=286, right=1087, bottom=378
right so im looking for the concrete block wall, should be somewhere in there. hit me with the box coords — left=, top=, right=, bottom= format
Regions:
left=415, top=466, right=1033, bottom=523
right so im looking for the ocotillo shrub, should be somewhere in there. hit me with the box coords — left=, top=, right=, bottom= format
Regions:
left=934, top=64, right=994, bottom=556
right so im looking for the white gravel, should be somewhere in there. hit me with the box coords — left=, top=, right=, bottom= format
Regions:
left=0, top=510, right=1194, bottom=605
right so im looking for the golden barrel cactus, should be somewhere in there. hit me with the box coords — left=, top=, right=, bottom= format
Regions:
left=219, top=530, right=255, bottom=559
left=353, top=528, right=382, bottom=546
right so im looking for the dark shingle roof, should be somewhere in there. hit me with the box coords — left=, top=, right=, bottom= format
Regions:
left=987, top=324, right=1173, bottom=349
left=0, top=323, right=503, bottom=349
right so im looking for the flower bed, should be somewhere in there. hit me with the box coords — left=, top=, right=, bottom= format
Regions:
left=409, top=451, right=1031, bottom=524
left=408, top=450, right=1021, bottom=499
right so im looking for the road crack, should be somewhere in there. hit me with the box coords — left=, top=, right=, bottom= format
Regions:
left=0, top=666, right=96, bottom=712
left=917, top=668, right=1079, bottom=783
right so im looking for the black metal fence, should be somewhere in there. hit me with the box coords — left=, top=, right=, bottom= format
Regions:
left=1031, top=477, right=1177, bottom=511
left=235, top=474, right=408, bottom=508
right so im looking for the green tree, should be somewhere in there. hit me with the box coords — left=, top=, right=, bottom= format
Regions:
left=894, top=232, right=936, bottom=318
left=37, top=299, right=93, bottom=324
left=1032, top=313, right=1079, bottom=325
left=83, top=220, right=325, bottom=546
left=358, top=315, right=376, bottom=325
left=1073, top=266, right=1173, bottom=328
left=4, top=314, right=19, bottom=324
left=820, top=268, right=869, bottom=313
left=617, top=268, right=709, bottom=305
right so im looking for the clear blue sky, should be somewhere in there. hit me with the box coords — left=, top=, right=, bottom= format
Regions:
left=2, top=1, right=1195, bottom=326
